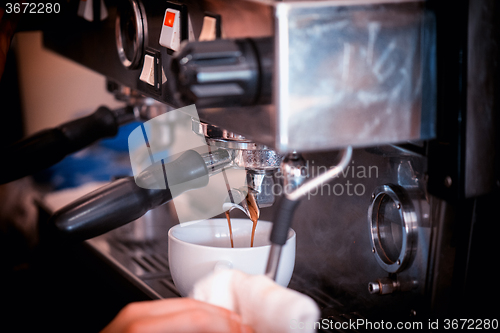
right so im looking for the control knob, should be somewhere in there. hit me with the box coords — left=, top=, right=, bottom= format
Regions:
left=171, top=37, right=273, bottom=108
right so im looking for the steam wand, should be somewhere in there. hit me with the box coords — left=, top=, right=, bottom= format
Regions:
left=265, top=147, right=353, bottom=281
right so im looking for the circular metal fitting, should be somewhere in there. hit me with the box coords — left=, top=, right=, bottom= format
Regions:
left=192, top=120, right=282, bottom=169
left=368, top=184, right=418, bottom=273
left=115, top=0, right=146, bottom=69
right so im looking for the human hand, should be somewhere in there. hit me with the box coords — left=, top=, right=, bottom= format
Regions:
left=101, top=298, right=253, bottom=333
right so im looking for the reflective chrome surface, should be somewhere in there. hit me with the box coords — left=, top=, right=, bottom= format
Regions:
left=196, top=0, right=435, bottom=152
left=193, top=120, right=282, bottom=209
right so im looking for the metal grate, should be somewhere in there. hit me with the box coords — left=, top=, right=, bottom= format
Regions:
left=86, top=235, right=181, bottom=298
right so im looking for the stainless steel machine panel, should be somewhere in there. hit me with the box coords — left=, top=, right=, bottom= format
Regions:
left=273, top=0, right=434, bottom=151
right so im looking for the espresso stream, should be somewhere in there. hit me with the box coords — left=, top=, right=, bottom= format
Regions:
left=225, top=193, right=259, bottom=248
left=225, top=211, right=234, bottom=248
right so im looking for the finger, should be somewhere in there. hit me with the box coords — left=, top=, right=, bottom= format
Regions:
left=122, top=307, right=253, bottom=333
left=101, top=298, right=237, bottom=333
left=121, top=298, right=226, bottom=318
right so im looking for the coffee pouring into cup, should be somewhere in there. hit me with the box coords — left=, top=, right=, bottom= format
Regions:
left=168, top=218, right=296, bottom=297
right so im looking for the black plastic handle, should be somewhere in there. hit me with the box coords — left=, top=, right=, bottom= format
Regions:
left=0, top=106, right=120, bottom=184
left=50, top=150, right=209, bottom=240
left=51, top=177, right=171, bottom=241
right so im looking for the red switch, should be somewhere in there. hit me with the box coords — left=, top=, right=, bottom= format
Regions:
left=164, top=11, right=176, bottom=27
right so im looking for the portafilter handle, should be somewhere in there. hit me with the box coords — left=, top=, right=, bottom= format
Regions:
left=51, top=149, right=231, bottom=241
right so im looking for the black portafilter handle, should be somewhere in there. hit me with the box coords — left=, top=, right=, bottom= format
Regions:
left=50, top=150, right=209, bottom=241
left=0, top=105, right=134, bottom=185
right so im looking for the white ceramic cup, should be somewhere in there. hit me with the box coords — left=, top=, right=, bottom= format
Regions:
left=168, top=218, right=296, bottom=297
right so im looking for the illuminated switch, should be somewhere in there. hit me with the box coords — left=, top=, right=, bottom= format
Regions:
left=159, top=9, right=181, bottom=51
left=139, top=54, right=156, bottom=86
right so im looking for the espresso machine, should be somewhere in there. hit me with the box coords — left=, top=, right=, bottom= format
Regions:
left=3, top=0, right=499, bottom=331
